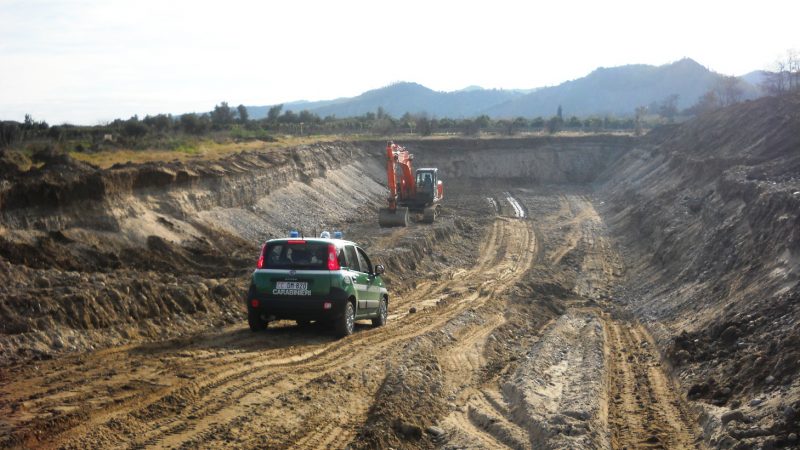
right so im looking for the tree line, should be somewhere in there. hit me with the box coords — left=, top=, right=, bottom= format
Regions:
left=1, top=102, right=643, bottom=150
left=3, top=50, right=799, bottom=150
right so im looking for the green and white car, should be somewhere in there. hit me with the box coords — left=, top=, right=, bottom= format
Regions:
left=246, top=235, right=389, bottom=337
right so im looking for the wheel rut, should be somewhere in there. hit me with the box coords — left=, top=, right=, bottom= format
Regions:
left=1, top=190, right=702, bottom=449
left=1, top=208, right=535, bottom=449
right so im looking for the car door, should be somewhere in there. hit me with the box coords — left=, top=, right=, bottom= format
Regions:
left=356, top=247, right=380, bottom=312
left=344, top=245, right=370, bottom=313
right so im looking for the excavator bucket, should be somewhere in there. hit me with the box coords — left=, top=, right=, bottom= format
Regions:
left=378, top=207, right=409, bottom=227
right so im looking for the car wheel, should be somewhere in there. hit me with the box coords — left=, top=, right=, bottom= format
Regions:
left=247, top=285, right=266, bottom=332
left=248, top=308, right=267, bottom=332
left=372, top=297, right=388, bottom=327
left=336, top=301, right=355, bottom=337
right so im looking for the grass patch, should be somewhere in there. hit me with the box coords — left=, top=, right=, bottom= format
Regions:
left=66, top=135, right=346, bottom=169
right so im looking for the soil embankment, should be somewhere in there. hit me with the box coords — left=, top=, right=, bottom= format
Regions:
left=600, top=93, right=800, bottom=447
left=0, top=143, right=386, bottom=361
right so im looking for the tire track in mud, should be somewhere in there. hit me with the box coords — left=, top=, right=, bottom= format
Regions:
left=1, top=190, right=702, bottom=450
left=605, top=316, right=699, bottom=449
left=439, top=192, right=700, bottom=449
left=1, top=213, right=536, bottom=449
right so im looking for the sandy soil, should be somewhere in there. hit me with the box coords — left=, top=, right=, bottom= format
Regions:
left=1, top=188, right=701, bottom=449
left=2, top=95, right=799, bottom=449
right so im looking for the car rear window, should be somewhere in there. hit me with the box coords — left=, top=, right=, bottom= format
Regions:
left=263, top=241, right=331, bottom=270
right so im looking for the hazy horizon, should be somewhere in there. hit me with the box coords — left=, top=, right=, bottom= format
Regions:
left=2, top=0, right=798, bottom=125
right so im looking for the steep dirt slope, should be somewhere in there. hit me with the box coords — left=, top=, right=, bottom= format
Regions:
left=363, top=136, right=633, bottom=183
left=601, top=93, right=800, bottom=448
left=0, top=143, right=387, bottom=362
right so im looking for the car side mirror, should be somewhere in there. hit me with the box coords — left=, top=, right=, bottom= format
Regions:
left=374, top=264, right=385, bottom=275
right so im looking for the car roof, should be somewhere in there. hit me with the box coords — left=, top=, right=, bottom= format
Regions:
left=267, top=237, right=358, bottom=247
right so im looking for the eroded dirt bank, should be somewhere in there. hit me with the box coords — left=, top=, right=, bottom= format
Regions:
left=0, top=143, right=387, bottom=362
left=600, top=94, right=800, bottom=448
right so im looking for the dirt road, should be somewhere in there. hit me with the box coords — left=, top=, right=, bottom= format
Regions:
left=0, top=190, right=701, bottom=449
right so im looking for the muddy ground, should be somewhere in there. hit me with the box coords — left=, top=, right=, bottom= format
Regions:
left=1, top=93, right=799, bottom=449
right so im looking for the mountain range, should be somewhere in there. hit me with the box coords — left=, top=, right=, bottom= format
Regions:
left=247, top=58, right=762, bottom=120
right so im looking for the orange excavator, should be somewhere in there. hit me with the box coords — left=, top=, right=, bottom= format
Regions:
left=378, top=141, right=443, bottom=227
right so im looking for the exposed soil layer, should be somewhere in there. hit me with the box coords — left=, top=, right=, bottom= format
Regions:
left=0, top=95, right=798, bottom=449
left=601, top=93, right=800, bottom=448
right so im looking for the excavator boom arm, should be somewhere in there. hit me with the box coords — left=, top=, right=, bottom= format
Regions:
left=385, top=141, right=416, bottom=211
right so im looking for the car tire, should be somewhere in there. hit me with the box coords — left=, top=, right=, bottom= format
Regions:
left=372, top=297, right=388, bottom=327
left=247, top=285, right=267, bottom=332
left=336, top=301, right=355, bottom=338
left=248, top=308, right=267, bottom=332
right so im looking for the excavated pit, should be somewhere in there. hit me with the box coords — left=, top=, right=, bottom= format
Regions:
left=1, top=93, right=799, bottom=450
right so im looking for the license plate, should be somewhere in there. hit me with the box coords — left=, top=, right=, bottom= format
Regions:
left=276, top=281, right=308, bottom=290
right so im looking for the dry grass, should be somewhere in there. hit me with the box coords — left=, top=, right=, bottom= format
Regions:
left=65, top=131, right=636, bottom=169
left=68, top=135, right=346, bottom=169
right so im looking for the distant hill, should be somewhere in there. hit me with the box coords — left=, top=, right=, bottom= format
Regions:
left=248, top=83, right=524, bottom=119
left=740, top=70, right=769, bottom=89
left=247, top=58, right=762, bottom=120
left=486, top=58, right=760, bottom=118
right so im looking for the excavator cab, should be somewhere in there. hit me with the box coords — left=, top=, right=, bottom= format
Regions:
left=415, top=169, right=437, bottom=200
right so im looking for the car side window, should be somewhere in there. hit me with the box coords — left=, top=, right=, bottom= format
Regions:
left=344, top=245, right=359, bottom=271
left=337, top=247, right=347, bottom=267
left=356, top=247, right=372, bottom=274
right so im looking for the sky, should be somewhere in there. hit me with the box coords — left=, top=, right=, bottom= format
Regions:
left=1, top=0, right=798, bottom=125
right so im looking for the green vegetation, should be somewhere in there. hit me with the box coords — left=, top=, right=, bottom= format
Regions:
left=0, top=103, right=673, bottom=169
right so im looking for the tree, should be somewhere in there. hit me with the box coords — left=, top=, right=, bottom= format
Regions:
left=279, top=110, right=297, bottom=123
left=546, top=116, right=562, bottom=134
left=267, top=104, right=283, bottom=123
left=417, top=114, right=435, bottom=136
left=474, top=115, right=491, bottom=131
left=691, top=91, right=721, bottom=115
left=399, top=112, right=413, bottom=134
left=716, top=76, right=743, bottom=106
left=658, top=94, right=679, bottom=123
left=180, top=113, right=209, bottom=135
left=237, top=104, right=249, bottom=123
left=634, top=106, right=647, bottom=135
left=298, top=110, right=319, bottom=124
left=143, top=114, right=171, bottom=133
left=122, top=116, right=148, bottom=138
left=371, top=118, right=393, bottom=135
left=556, top=105, right=563, bottom=120
left=761, top=49, right=800, bottom=95
left=0, top=121, right=22, bottom=148
left=496, top=119, right=512, bottom=135
left=210, top=102, right=234, bottom=128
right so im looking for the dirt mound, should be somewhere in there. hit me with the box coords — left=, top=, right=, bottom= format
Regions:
left=601, top=93, right=800, bottom=448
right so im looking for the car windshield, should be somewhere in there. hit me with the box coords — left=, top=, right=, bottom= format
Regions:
left=263, top=241, right=330, bottom=270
